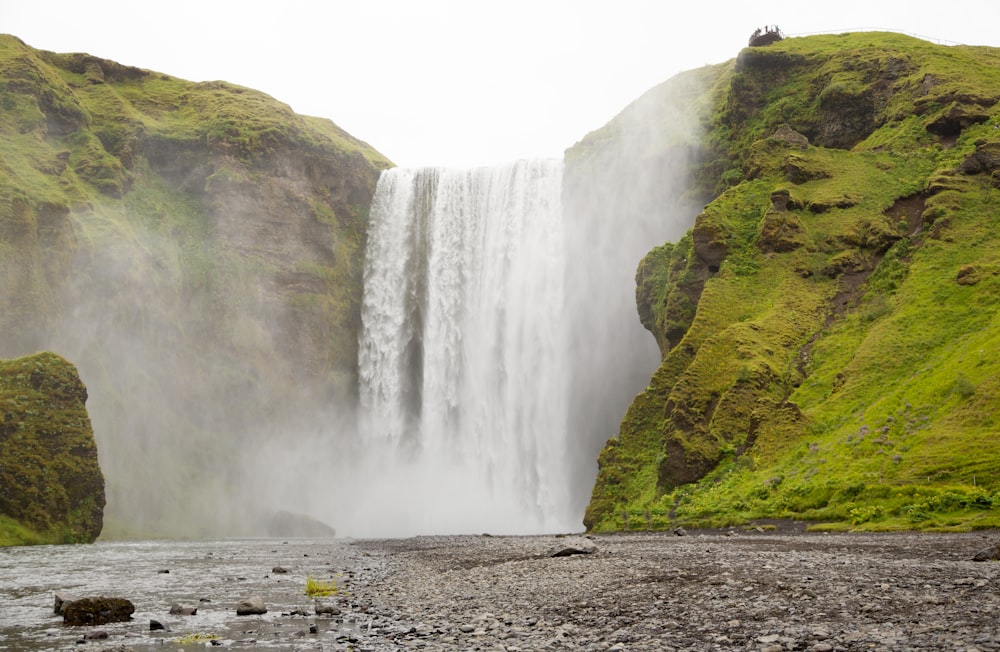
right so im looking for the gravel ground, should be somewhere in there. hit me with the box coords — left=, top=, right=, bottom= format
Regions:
left=334, top=527, right=1000, bottom=651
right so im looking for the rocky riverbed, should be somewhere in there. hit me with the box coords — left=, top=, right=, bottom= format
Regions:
left=2, top=529, right=999, bottom=651
left=344, top=528, right=1000, bottom=651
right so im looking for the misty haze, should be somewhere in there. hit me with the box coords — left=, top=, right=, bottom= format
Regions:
left=1, top=48, right=706, bottom=540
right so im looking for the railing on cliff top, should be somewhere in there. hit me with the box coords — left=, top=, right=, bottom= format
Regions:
left=780, top=27, right=999, bottom=58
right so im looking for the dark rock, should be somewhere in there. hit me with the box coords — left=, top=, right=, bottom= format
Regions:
left=272, top=566, right=290, bottom=574
left=771, top=189, right=791, bottom=211
left=547, top=538, right=598, bottom=557
left=236, top=595, right=267, bottom=616
left=62, top=597, right=135, bottom=626
left=157, top=569, right=170, bottom=574
left=972, top=542, right=1000, bottom=561
left=925, top=102, right=991, bottom=137
left=315, top=601, right=341, bottom=616
left=84, top=630, right=109, bottom=640
left=673, top=527, right=687, bottom=537
left=149, top=619, right=166, bottom=631
left=169, top=603, right=197, bottom=615
left=771, top=124, right=809, bottom=150
left=957, top=139, right=1000, bottom=175
left=816, top=82, right=877, bottom=149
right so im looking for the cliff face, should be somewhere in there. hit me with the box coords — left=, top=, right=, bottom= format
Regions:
left=0, top=35, right=391, bottom=537
left=583, top=32, right=1000, bottom=532
left=0, top=352, right=104, bottom=544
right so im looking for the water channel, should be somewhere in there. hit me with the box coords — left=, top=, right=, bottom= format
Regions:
left=0, top=538, right=373, bottom=650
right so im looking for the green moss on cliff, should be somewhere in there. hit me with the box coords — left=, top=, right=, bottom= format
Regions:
left=0, top=33, right=392, bottom=538
left=584, top=32, right=1000, bottom=532
left=0, top=351, right=104, bottom=545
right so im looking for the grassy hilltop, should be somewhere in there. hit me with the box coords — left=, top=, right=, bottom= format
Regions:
left=0, top=34, right=391, bottom=538
left=580, top=32, right=1000, bottom=532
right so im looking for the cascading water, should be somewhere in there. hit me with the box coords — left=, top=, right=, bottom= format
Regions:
left=355, top=159, right=573, bottom=536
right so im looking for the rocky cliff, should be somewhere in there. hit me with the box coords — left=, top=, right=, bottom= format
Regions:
left=0, top=352, right=104, bottom=544
left=581, top=32, right=1000, bottom=531
left=0, top=34, right=391, bottom=537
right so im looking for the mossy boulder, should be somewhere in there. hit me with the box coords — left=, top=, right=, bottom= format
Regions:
left=0, top=352, right=104, bottom=545
left=62, top=597, right=134, bottom=625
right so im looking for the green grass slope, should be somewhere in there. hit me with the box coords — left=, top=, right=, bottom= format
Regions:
left=584, top=32, right=1000, bottom=532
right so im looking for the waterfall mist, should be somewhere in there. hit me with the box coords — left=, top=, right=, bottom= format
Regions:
left=34, top=209, right=357, bottom=538
left=561, top=68, right=712, bottom=516
left=0, top=66, right=711, bottom=540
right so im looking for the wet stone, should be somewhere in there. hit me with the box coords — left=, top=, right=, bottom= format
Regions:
left=235, top=595, right=267, bottom=616
left=61, top=597, right=135, bottom=626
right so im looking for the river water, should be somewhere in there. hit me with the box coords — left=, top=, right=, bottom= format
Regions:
left=0, top=538, right=374, bottom=651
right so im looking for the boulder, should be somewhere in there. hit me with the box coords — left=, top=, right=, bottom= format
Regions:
left=547, top=538, right=598, bottom=558
left=0, top=353, right=105, bottom=544
left=54, top=592, right=79, bottom=615
left=169, top=602, right=197, bottom=615
left=62, top=597, right=135, bottom=626
left=236, top=595, right=267, bottom=616
left=972, top=542, right=1000, bottom=561
left=771, top=124, right=809, bottom=150
left=149, top=619, right=166, bottom=631
left=315, top=601, right=341, bottom=616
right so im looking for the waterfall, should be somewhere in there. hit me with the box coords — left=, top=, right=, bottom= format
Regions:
left=355, top=159, right=573, bottom=536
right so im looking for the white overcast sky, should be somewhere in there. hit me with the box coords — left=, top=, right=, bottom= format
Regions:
left=3, top=1, right=999, bottom=167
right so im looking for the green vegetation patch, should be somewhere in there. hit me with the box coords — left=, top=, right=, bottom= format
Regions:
left=583, top=32, right=1000, bottom=533
left=305, top=576, right=338, bottom=598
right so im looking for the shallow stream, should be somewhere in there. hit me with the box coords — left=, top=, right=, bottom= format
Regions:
left=0, top=538, right=372, bottom=650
